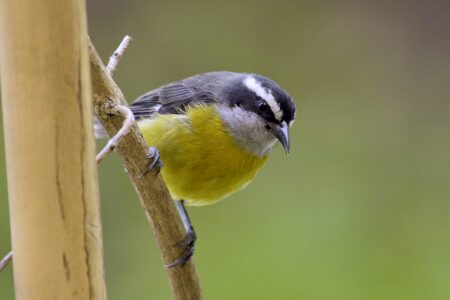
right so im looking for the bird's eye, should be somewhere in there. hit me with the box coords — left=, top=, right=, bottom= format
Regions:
left=257, top=101, right=269, bottom=113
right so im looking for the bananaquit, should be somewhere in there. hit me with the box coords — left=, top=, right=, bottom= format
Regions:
left=100, top=71, right=296, bottom=267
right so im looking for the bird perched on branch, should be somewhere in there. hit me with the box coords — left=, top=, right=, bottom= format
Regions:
left=98, top=71, right=296, bottom=267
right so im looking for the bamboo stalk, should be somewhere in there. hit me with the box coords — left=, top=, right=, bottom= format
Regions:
left=0, top=0, right=106, bottom=299
left=89, top=39, right=203, bottom=300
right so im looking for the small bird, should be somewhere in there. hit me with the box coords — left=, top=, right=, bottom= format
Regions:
left=101, top=71, right=296, bottom=267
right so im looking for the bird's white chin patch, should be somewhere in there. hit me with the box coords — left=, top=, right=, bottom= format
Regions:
left=217, top=105, right=277, bottom=157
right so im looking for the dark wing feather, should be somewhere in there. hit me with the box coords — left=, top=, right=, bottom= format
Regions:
left=130, top=72, right=239, bottom=120
left=129, top=91, right=160, bottom=120
left=130, top=82, right=194, bottom=119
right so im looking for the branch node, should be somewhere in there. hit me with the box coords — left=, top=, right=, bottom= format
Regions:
left=96, top=103, right=134, bottom=164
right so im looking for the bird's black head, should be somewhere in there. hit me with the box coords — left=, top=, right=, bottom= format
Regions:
left=225, top=74, right=296, bottom=125
left=224, top=74, right=296, bottom=153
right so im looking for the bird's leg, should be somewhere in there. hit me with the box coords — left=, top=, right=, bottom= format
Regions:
left=139, top=148, right=196, bottom=267
left=165, top=200, right=197, bottom=268
left=139, top=146, right=163, bottom=177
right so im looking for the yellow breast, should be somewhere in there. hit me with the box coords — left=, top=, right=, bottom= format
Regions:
left=138, top=104, right=268, bottom=206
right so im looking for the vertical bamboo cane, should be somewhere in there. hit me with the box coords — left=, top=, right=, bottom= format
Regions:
left=0, top=0, right=106, bottom=299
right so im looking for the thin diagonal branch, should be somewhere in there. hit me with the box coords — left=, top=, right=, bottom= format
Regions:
left=89, top=37, right=203, bottom=300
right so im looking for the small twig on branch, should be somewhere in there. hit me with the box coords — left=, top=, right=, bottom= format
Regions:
left=96, top=36, right=134, bottom=164
left=106, top=35, right=132, bottom=75
left=96, top=103, right=134, bottom=164
left=0, top=251, right=13, bottom=272
left=89, top=36, right=203, bottom=299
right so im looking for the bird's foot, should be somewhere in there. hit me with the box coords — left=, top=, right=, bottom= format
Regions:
left=165, top=229, right=197, bottom=268
left=139, top=146, right=163, bottom=177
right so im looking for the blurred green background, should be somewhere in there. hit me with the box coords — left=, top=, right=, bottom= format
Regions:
left=1, top=0, right=449, bottom=299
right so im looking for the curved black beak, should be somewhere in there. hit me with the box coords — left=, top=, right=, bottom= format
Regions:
left=268, top=121, right=290, bottom=154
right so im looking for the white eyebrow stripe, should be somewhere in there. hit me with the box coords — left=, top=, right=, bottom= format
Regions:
left=243, top=76, right=283, bottom=121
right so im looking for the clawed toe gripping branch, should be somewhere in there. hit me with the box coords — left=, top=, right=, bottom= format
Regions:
left=1, top=36, right=203, bottom=300
left=140, top=146, right=164, bottom=177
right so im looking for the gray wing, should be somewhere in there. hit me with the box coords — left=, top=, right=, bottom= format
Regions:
left=130, top=72, right=239, bottom=120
